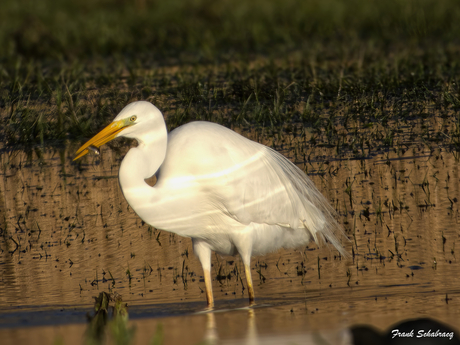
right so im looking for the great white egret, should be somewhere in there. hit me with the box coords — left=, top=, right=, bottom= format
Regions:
left=74, top=101, right=348, bottom=307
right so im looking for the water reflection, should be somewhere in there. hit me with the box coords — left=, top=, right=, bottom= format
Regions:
left=199, top=309, right=259, bottom=345
left=0, top=294, right=458, bottom=344
left=1, top=140, right=460, bottom=343
left=204, top=313, right=218, bottom=345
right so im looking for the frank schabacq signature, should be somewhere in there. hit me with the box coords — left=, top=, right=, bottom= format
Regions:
left=392, top=329, right=455, bottom=340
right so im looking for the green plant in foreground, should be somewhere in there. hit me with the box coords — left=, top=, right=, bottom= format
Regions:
left=85, top=292, right=135, bottom=345
left=150, top=324, right=164, bottom=345
left=85, top=292, right=111, bottom=345
left=109, top=294, right=136, bottom=345
left=81, top=291, right=169, bottom=345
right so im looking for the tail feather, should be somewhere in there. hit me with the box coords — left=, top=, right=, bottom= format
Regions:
left=265, top=146, right=350, bottom=258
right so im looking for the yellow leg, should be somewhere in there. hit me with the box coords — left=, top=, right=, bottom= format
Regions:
left=204, top=268, right=214, bottom=308
left=193, top=239, right=214, bottom=308
left=244, top=263, right=255, bottom=305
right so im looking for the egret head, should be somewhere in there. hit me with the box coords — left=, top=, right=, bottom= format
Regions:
left=74, top=101, right=164, bottom=160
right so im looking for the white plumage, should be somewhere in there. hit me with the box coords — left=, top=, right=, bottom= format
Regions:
left=75, top=101, right=348, bottom=307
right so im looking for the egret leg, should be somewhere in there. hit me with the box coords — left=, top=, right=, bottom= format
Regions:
left=235, top=237, right=255, bottom=304
left=193, top=239, right=214, bottom=308
left=243, top=261, right=255, bottom=305
left=234, top=232, right=256, bottom=305
left=203, top=268, right=214, bottom=308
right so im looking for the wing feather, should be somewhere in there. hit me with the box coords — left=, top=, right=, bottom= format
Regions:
left=218, top=140, right=348, bottom=257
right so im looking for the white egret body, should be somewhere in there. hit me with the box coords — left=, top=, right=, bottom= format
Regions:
left=75, top=101, right=348, bottom=307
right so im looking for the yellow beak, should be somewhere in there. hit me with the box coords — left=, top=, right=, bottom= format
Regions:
left=74, top=119, right=130, bottom=160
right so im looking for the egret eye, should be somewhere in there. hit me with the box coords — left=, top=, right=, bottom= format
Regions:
left=130, top=115, right=137, bottom=122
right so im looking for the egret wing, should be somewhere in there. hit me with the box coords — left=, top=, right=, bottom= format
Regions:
left=216, top=142, right=347, bottom=255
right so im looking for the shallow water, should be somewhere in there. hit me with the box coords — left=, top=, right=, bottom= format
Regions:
left=1, top=133, right=460, bottom=344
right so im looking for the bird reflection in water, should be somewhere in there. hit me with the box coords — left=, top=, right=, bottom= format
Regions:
left=202, top=309, right=257, bottom=345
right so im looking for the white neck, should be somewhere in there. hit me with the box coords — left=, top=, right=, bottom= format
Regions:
left=118, top=122, right=167, bottom=218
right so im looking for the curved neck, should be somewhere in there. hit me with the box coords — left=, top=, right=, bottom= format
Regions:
left=119, top=124, right=167, bottom=211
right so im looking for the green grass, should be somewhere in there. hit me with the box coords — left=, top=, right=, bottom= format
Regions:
left=0, top=0, right=460, bottom=156
left=1, top=0, right=459, bottom=60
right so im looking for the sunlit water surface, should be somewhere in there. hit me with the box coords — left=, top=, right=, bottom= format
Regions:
left=1, top=135, right=459, bottom=344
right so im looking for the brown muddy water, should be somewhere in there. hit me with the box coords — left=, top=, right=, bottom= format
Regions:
left=1, top=129, right=460, bottom=344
